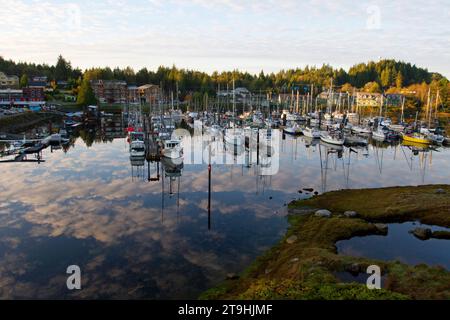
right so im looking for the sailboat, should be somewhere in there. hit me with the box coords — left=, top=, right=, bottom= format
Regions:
left=320, top=130, right=344, bottom=145
left=302, top=126, right=320, bottom=139
left=283, top=122, right=302, bottom=135
left=224, top=79, right=245, bottom=149
left=372, top=126, right=386, bottom=141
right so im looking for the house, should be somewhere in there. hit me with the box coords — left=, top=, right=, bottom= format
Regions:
left=90, top=80, right=128, bottom=104
left=138, top=84, right=161, bottom=104
left=0, top=72, right=19, bottom=88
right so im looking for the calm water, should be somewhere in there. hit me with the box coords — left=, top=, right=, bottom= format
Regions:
left=1, top=118, right=450, bottom=299
left=336, top=222, right=450, bottom=269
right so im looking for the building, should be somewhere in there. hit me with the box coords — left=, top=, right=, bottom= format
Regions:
left=385, top=94, right=403, bottom=107
left=127, top=85, right=139, bottom=103
left=23, top=78, right=46, bottom=102
left=138, top=84, right=161, bottom=104
left=0, top=72, right=19, bottom=88
left=0, top=89, right=23, bottom=105
left=90, top=80, right=128, bottom=104
left=356, top=92, right=382, bottom=107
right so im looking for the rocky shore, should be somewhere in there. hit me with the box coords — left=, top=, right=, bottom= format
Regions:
left=200, top=185, right=450, bottom=300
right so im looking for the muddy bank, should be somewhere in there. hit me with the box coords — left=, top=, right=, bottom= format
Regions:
left=0, top=112, right=62, bottom=134
left=201, top=185, right=450, bottom=300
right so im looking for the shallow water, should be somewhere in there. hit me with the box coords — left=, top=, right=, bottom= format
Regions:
left=1, top=118, right=450, bottom=298
left=336, top=222, right=450, bottom=269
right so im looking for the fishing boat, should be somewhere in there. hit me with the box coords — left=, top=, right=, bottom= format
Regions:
left=130, top=140, right=146, bottom=157
left=302, top=126, right=320, bottom=139
left=283, top=123, right=302, bottom=135
left=162, top=139, right=183, bottom=161
left=401, top=132, right=431, bottom=145
left=320, top=131, right=344, bottom=145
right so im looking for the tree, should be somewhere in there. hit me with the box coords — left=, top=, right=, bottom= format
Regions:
left=396, top=72, right=403, bottom=88
left=77, top=79, right=97, bottom=107
left=19, top=74, right=28, bottom=88
left=363, top=81, right=381, bottom=93
left=55, top=55, right=73, bottom=81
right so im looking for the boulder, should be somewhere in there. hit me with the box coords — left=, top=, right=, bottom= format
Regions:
left=226, top=273, right=239, bottom=280
left=410, top=228, right=432, bottom=240
left=374, top=223, right=389, bottom=234
left=286, top=235, right=298, bottom=244
left=288, top=207, right=317, bottom=215
left=315, top=209, right=332, bottom=218
left=344, top=211, right=359, bottom=218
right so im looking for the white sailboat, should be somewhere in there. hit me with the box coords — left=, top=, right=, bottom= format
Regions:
left=320, top=131, right=344, bottom=145
left=302, top=126, right=320, bottom=139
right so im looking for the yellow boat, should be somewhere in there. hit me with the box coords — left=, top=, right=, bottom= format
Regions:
left=401, top=132, right=431, bottom=145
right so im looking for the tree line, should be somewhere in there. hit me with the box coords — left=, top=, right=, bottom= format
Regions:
left=1, top=55, right=449, bottom=110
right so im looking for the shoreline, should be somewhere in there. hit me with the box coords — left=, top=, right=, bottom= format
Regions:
left=200, top=185, right=450, bottom=300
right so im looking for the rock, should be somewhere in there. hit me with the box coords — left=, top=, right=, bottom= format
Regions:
left=410, top=227, right=432, bottom=240
left=344, top=211, right=359, bottom=218
left=315, top=209, right=332, bottom=218
left=226, top=273, right=239, bottom=280
left=435, top=188, right=446, bottom=194
left=431, top=231, right=450, bottom=240
left=288, top=207, right=317, bottom=215
left=286, top=235, right=298, bottom=244
left=374, top=223, right=388, bottom=234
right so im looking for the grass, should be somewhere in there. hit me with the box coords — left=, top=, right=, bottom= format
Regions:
left=201, top=185, right=450, bottom=300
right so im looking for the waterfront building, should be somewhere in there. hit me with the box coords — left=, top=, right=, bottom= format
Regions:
left=356, top=92, right=382, bottom=107
left=138, top=84, right=161, bottom=104
left=90, top=80, right=128, bottom=104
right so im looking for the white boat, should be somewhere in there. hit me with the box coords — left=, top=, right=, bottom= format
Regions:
left=302, top=126, right=320, bottom=139
left=372, top=127, right=386, bottom=141
left=389, top=124, right=406, bottom=132
left=130, top=140, right=146, bottom=157
left=352, top=126, right=372, bottom=134
left=283, top=123, right=302, bottom=135
left=162, top=139, right=183, bottom=160
left=320, top=131, right=344, bottom=145
left=380, top=118, right=392, bottom=127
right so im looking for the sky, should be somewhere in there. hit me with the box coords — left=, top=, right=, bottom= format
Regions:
left=0, top=0, right=449, bottom=77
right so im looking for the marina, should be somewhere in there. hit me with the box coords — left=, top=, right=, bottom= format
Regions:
left=0, top=102, right=449, bottom=298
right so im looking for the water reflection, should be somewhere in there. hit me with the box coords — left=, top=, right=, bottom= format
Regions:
left=0, top=117, right=449, bottom=299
